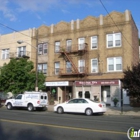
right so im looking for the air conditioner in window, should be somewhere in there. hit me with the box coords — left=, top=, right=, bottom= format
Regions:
left=39, top=51, right=43, bottom=55
left=92, top=69, right=96, bottom=72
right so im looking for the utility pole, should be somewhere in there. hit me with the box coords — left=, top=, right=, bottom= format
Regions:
left=35, top=29, right=38, bottom=92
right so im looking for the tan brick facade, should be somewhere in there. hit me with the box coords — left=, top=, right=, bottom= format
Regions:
left=37, top=10, right=139, bottom=105
left=0, top=29, right=36, bottom=68
left=0, top=10, right=138, bottom=106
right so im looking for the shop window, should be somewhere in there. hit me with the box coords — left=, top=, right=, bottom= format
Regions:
left=85, top=91, right=90, bottom=99
left=51, top=87, right=57, bottom=100
left=78, top=91, right=82, bottom=98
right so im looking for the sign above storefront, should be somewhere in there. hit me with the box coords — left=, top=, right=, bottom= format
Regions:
left=75, top=80, right=119, bottom=86
left=45, top=81, right=69, bottom=86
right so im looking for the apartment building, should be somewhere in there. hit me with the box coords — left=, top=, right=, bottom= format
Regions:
left=0, top=28, right=36, bottom=68
left=36, top=10, right=139, bottom=106
left=1, top=10, right=138, bottom=106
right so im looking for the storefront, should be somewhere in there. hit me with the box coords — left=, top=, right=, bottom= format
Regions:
left=45, top=81, right=73, bottom=105
left=73, top=80, right=122, bottom=106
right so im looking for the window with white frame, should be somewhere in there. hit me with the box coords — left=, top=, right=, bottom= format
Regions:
left=91, top=36, right=98, bottom=49
left=78, top=38, right=85, bottom=50
left=38, top=63, right=47, bottom=74
left=66, top=61, right=72, bottom=73
left=78, top=59, right=85, bottom=73
left=55, top=41, right=60, bottom=53
left=66, top=40, right=72, bottom=52
left=38, top=43, right=48, bottom=55
left=17, top=46, right=26, bottom=57
left=55, top=62, right=60, bottom=75
left=1, top=49, right=9, bottom=59
left=91, top=58, right=98, bottom=73
left=106, top=33, right=121, bottom=48
left=107, top=57, right=122, bottom=72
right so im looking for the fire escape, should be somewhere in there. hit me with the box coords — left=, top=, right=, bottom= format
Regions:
left=59, top=43, right=88, bottom=77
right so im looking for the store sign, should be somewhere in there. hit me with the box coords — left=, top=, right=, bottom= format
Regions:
left=75, top=80, right=119, bottom=86
left=45, top=81, right=69, bottom=86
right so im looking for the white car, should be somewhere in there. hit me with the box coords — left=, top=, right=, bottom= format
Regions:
left=54, top=98, right=106, bottom=116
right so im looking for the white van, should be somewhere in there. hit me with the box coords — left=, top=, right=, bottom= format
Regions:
left=5, top=91, right=48, bottom=111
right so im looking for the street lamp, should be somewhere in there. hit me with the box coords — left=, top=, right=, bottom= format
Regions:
left=17, top=37, right=38, bottom=92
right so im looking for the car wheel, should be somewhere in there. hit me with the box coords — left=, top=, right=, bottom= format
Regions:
left=7, top=103, right=12, bottom=110
left=27, top=104, right=34, bottom=111
left=57, top=107, right=63, bottom=114
left=85, top=108, right=93, bottom=116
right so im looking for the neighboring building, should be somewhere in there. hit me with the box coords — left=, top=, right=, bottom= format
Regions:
left=0, top=29, right=36, bottom=68
left=36, top=10, right=139, bottom=106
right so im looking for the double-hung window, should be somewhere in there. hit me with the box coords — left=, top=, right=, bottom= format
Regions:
left=91, top=58, right=98, bottom=73
left=38, top=43, right=48, bottom=55
left=78, top=38, right=85, bottom=50
left=17, top=46, right=26, bottom=57
left=55, top=62, right=60, bottom=75
left=38, top=63, right=47, bottom=74
left=66, top=40, right=72, bottom=52
left=78, top=59, right=85, bottom=73
left=66, top=61, right=72, bottom=73
left=2, top=49, right=9, bottom=59
left=55, top=42, right=60, bottom=53
left=91, top=36, right=98, bottom=49
left=107, top=57, right=122, bottom=72
left=106, top=33, right=121, bottom=48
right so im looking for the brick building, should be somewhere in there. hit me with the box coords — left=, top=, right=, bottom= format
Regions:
left=0, top=29, right=36, bottom=67
left=0, top=10, right=139, bottom=106
left=36, top=10, right=139, bottom=106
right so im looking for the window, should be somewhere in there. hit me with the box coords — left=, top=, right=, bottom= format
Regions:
left=85, top=91, right=90, bottom=99
left=91, top=58, right=98, bottom=73
left=55, top=41, right=60, bottom=53
left=106, top=33, right=121, bottom=48
left=91, top=36, right=98, bottom=49
left=38, top=63, right=47, bottom=74
left=38, top=43, right=48, bottom=55
left=17, top=46, right=26, bottom=57
left=2, top=49, right=9, bottom=59
left=66, top=61, right=72, bottom=73
left=107, top=57, right=122, bottom=72
left=78, top=91, right=83, bottom=98
left=78, top=59, right=85, bottom=73
left=78, top=38, right=85, bottom=50
left=66, top=40, right=72, bottom=52
left=55, top=62, right=60, bottom=75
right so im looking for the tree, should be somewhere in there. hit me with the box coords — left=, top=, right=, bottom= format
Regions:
left=122, top=63, right=140, bottom=103
left=0, top=58, right=46, bottom=94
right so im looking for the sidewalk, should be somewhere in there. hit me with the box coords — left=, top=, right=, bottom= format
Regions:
left=1, top=103, right=140, bottom=116
left=106, top=105, right=140, bottom=116
left=48, top=105, right=140, bottom=116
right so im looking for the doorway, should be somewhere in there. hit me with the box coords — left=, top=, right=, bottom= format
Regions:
left=101, top=86, right=111, bottom=104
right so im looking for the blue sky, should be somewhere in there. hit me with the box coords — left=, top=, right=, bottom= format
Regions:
left=0, top=0, right=139, bottom=37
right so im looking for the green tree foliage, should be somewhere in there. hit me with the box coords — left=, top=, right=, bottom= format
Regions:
left=0, top=58, right=46, bottom=94
left=122, top=63, right=140, bottom=102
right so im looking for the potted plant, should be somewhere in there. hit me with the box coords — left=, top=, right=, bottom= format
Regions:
left=113, top=98, right=119, bottom=107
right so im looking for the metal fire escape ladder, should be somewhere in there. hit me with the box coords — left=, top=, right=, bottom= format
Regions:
left=62, top=52, right=79, bottom=73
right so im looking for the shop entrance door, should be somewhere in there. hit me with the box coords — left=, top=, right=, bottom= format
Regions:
left=101, top=86, right=111, bottom=104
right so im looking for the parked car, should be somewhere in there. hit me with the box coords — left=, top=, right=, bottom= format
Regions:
left=5, top=91, right=48, bottom=111
left=54, top=98, right=106, bottom=116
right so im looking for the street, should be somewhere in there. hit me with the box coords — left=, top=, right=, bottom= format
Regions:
left=0, top=107, right=140, bottom=140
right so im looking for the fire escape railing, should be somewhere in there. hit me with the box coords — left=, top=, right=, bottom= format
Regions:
left=59, top=43, right=88, bottom=76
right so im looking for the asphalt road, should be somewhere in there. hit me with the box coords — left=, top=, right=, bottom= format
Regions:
left=0, top=107, right=140, bottom=140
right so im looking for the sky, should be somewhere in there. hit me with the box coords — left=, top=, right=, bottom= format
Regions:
left=0, top=0, right=139, bottom=37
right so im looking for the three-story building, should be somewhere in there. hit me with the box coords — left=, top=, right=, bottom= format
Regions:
left=36, top=10, right=139, bottom=106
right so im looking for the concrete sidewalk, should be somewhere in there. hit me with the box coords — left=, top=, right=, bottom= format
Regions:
left=48, top=105, right=140, bottom=116
left=1, top=103, right=140, bottom=116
